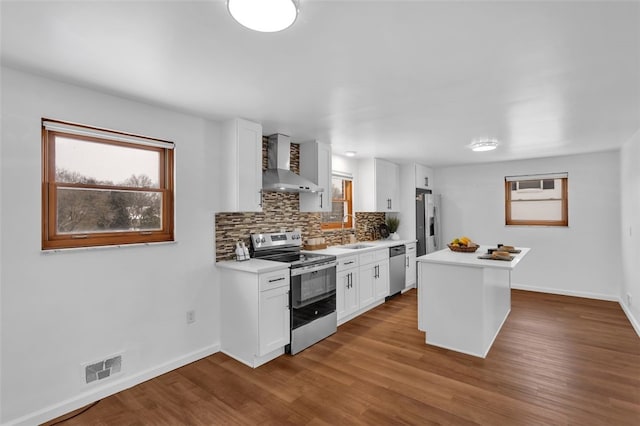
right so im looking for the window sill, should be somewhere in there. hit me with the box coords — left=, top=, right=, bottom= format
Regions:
left=41, top=240, right=177, bottom=255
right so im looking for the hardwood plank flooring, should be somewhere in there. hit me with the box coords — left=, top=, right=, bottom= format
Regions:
left=46, top=289, right=640, bottom=425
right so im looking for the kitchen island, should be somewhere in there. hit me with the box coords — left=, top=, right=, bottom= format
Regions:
left=417, top=246, right=530, bottom=358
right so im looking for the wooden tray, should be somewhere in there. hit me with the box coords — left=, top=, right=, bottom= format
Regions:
left=493, top=246, right=521, bottom=253
left=304, top=243, right=328, bottom=251
left=477, top=254, right=514, bottom=261
left=447, top=244, right=479, bottom=253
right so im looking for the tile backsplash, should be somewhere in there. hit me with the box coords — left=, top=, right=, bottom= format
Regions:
left=214, top=139, right=386, bottom=261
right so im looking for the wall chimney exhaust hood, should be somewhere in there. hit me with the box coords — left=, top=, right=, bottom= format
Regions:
left=263, top=134, right=324, bottom=193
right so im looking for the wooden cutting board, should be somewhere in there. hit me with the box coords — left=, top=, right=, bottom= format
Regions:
left=477, top=254, right=514, bottom=261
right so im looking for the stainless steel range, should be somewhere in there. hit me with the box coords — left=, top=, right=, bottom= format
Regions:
left=251, top=231, right=337, bottom=355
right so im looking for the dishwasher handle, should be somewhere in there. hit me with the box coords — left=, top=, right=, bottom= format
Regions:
left=389, top=245, right=406, bottom=257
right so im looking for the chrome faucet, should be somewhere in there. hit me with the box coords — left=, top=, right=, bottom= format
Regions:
left=341, top=214, right=356, bottom=244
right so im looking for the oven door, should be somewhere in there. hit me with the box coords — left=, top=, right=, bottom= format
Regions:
left=290, top=263, right=336, bottom=329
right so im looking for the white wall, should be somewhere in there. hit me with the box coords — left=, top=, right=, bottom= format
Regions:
left=435, top=151, right=621, bottom=300
left=620, top=130, right=640, bottom=334
left=1, top=67, right=221, bottom=425
left=332, top=154, right=358, bottom=179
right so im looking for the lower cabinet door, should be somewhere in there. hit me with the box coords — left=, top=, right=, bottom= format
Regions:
left=406, top=254, right=417, bottom=288
left=337, top=268, right=359, bottom=319
left=259, top=285, right=290, bottom=356
left=359, top=264, right=376, bottom=307
left=374, top=261, right=390, bottom=300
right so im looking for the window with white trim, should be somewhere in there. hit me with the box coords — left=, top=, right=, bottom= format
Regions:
left=42, top=119, right=175, bottom=249
left=505, top=173, right=568, bottom=226
left=321, top=173, right=353, bottom=230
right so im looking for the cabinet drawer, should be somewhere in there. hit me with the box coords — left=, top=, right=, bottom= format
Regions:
left=259, top=269, right=290, bottom=291
left=359, top=248, right=388, bottom=265
left=405, top=242, right=417, bottom=253
left=337, top=255, right=359, bottom=271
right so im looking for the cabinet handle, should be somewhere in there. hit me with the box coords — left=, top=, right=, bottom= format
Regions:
left=269, top=277, right=285, bottom=283
left=320, top=193, right=323, bottom=209
left=258, top=189, right=263, bottom=208
left=286, top=290, right=290, bottom=309
left=406, top=257, right=409, bottom=268
left=344, top=261, right=355, bottom=265
left=425, top=177, right=429, bottom=187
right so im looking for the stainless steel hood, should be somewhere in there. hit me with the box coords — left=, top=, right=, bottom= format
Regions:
left=263, top=134, right=324, bottom=193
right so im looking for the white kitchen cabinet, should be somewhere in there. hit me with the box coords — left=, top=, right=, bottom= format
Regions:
left=259, top=285, right=291, bottom=356
left=415, top=163, right=434, bottom=190
left=219, top=118, right=263, bottom=212
left=219, top=266, right=290, bottom=368
left=358, top=263, right=376, bottom=307
left=337, top=255, right=359, bottom=320
left=374, top=260, right=390, bottom=300
left=337, top=249, right=390, bottom=325
left=404, top=241, right=417, bottom=289
left=360, top=248, right=390, bottom=302
left=299, top=141, right=332, bottom=212
left=357, top=158, right=400, bottom=212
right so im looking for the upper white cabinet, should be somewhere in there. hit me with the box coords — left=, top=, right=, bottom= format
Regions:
left=357, top=158, right=400, bottom=212
left=299, top=141, right=332, bottom=212
left=219, top=118, right=263, bottom=212
left=415, top=163, right=434, bottom=190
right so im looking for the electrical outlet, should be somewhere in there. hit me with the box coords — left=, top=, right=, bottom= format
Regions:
left=186, top=310, right=196, bottom=324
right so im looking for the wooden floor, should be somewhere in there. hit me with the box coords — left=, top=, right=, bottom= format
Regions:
left=48, top=289, right=640, bottom=425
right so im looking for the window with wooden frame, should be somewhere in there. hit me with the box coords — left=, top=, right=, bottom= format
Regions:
left=321, top=174, right=353, bottom=230
left=505, top=173, right=568, bottom=226
left=42, top=119, right=175, bottom=250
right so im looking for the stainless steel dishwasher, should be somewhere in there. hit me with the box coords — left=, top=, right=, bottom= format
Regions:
left=387, top=245, right=406, bottom=299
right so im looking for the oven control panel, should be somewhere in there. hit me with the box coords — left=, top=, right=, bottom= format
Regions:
left=251, top=231, right=302, bottom=250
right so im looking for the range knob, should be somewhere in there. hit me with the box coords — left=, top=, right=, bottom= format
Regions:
left=261, top=237, right=266, bottom=243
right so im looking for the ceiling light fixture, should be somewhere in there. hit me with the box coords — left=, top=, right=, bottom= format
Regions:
left=345, top=151, right=356, bottom=157
left=470, top=138, right=499, bottom=152
left=227, top=0, right=298, bottom=33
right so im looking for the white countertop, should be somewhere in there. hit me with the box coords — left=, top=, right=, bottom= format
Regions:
left=306, top=239, right=417, bottom=257
left=216, top=239, right=419, bottom=272
left=417, top=245, right=531, bottom=270
left=216, top=258, right=290, bottom=274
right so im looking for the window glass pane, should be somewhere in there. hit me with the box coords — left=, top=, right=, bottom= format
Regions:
left=55, top=136, right=160, bottom=188
left=321, top=201, right=346, bottom=223
left=517, top=180, right=541, bottom=190
left=331, top=177, right=343, bottom=199
left=57, top=187, right=162, bottom=233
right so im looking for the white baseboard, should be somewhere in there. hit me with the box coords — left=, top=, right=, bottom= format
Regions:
left=4, top=344, right=220, bottom=426
left=619, top=300, right=640, bottom=338
left=511, top=283, right=619, bottom=302
left=511, top=283, right=640, bottom=338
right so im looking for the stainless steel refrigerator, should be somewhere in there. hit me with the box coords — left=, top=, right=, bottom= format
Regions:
left=416, top=189, right=441, bottom=257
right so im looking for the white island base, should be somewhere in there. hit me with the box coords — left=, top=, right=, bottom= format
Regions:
left=417, top=246, right=530, bottom=358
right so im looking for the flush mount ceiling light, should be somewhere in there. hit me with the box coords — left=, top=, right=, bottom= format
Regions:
left=470, top=138, right=499, bottom=152
left=345, top=151, right=357, bottom=157
left=227, top=0, right=298, bottom=33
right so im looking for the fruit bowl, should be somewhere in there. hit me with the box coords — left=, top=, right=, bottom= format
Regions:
left=447, top=244, right=479, bottom=253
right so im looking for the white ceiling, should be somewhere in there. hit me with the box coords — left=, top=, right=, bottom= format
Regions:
left=2, top=0, right=639, bottom=167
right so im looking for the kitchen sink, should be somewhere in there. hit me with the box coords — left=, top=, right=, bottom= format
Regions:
left=341, top=244, right=375, bottom=250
